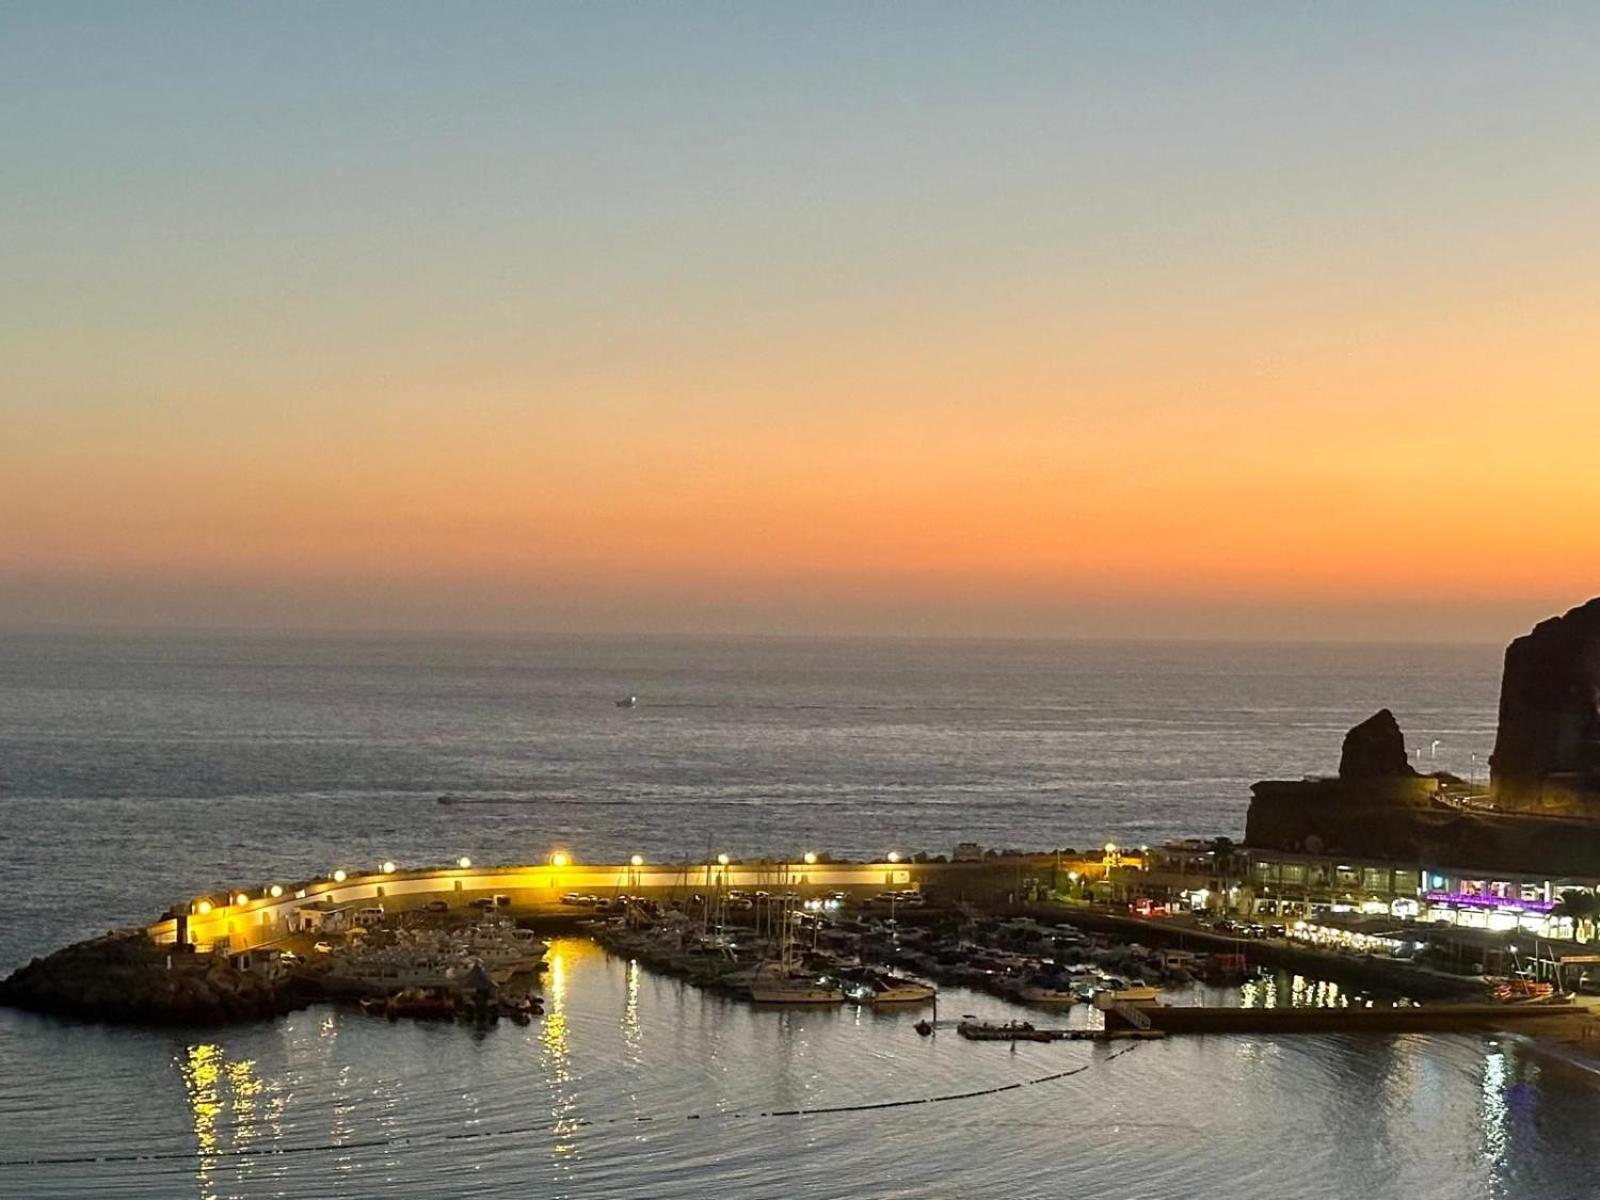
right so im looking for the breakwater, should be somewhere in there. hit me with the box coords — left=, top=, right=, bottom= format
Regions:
left=150, top=855, right=1091, bottom=953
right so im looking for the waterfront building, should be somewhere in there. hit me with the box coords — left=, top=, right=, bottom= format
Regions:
left=1244, top=851, right=1585, bottom=940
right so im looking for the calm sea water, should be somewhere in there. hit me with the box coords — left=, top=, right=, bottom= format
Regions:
left=8, top=630, right=1595, bottom=1199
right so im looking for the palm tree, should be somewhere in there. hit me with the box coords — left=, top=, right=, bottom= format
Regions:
left=1556, top=889, right=1598, bottom=943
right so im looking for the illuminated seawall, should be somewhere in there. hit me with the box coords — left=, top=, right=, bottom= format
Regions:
left=150, top=855, right=1114, bottom=954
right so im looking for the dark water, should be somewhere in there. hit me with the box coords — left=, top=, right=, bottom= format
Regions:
left=8, top=630, right=1596, bottom=1199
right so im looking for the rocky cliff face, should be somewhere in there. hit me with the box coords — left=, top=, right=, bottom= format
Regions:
left=1490, top=597, right=1600, bottom=815
left=1245, top=602, right=1600, bottom=870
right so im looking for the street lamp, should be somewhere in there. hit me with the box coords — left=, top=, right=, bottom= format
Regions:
left=630, top=854, right=644, bottom=867
left=803, top=851, right=818, bottom=866
left=196, top=899, right=213, bottom=915
left=550, top=851, right=570, bottom=869
left=886, top=851, right=901, bottom=864
left=716, top=853, right=730, bottom=866
left=332, top=869, right=347, bottom=883
left=268, top=884, right=283, bottom=898
left=381, top=861, right=397, bottom=875
left=457, top=856, right=472, bottom=869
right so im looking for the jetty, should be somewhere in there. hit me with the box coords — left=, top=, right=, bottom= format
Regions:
left=956, top=1018, right=1164, bottom=1043
left=1101, top=1001, right=1584, bottom=1035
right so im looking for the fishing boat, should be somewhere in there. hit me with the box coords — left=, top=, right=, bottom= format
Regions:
left=325, top=948, right=462, bottom=994
left=616, top=695, right=638, bottom=708
left=459, top=924, right=549, bottom=979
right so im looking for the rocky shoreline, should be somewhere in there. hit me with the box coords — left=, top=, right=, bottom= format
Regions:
left=0, top=932, right=309, bottom=1026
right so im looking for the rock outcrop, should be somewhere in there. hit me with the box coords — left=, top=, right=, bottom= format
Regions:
left=1490, top=597, right=1600, bottom=816
left=1338, top=709, right=1417, bottom=780
left=0, top=932, right=304, bottom=1025
left=1246, top=711, right=1441, bottom=854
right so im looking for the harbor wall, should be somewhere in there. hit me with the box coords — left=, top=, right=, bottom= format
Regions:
left=151, top=856, right=1104, bottom=953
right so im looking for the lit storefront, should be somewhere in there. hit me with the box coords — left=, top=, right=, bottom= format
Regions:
left=1422, top=890, right=1572, bottom=938
left=1246, top=852, right=1588, bottom=940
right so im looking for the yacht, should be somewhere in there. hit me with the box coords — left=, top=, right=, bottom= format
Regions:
left=749, top=962, right=845, bottom=1004
left=1018, top=976, right=1080, bottom=1005
left=1093, top=979, right=1161, bottom=1005
left=844, top=972, right=936, bottom=1005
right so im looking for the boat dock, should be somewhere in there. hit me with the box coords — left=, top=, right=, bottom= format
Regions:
left=955, top=1019, right=1165, bottom=1043
left=1101, top=1001, right=1585, bottom=1035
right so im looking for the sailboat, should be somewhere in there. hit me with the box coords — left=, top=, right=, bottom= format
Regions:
left=748, top=873, right=844, bottom=1005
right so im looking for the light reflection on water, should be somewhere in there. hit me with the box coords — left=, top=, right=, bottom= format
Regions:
left=5, top=938, right=1600, bottom=1198
left=178, top=1043, right=222, bottom=1200
left=1483, top=1046, right=1510, bottom=1188
left=1240, top=973, right=1348, bottom=1009
left=540, top=942, right=581, bottom=1171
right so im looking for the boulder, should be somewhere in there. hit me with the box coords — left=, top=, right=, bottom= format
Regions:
left=1338, top=709, right=1417, bottom=779
left=1490, top=597, right=1600, bottom=814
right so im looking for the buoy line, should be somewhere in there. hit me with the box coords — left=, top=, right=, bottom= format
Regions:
left=0, top=1044, right=1143, bottom=1170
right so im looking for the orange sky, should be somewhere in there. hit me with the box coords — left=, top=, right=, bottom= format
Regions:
left=4, top=6, right=1599, bottom=639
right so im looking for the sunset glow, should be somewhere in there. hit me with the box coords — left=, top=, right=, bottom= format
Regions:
left=4, top=5, right=1597, bottom=640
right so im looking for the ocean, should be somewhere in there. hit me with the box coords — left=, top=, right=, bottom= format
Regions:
left=8, top=630, right=1595, bottom=1199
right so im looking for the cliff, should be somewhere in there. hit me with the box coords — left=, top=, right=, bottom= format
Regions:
left=1490, top=597, right=1600, bottom=816
left=1246, top=600, right=1600, bottom=874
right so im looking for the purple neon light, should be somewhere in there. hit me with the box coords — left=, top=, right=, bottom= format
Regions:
left=1424, top=890, right=1555, bottom=914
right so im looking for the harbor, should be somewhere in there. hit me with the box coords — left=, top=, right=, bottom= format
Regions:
left=8, top=845, right=1592, bottom=1049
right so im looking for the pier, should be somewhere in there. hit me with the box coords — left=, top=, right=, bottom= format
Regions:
left=1101, top=1001, right=1585, bottom=1035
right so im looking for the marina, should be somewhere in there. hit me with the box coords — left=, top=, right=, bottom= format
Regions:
left=5, top=633, right=1600, bottom=1198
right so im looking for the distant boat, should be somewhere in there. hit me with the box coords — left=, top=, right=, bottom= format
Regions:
left=437, top=794, right=458, bottom=805
left=616, top=695, right=638, bottom=709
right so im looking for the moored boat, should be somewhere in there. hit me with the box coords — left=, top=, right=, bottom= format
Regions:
left=842, top=970, right=936, bottom=1005
left=750, top=963, right=845, bottom=1004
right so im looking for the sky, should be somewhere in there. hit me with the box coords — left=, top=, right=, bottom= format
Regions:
left=3, top=3, right=1598, bottom=641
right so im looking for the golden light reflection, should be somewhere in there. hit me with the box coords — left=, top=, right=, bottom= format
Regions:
left=539, top=942, right=580, bottom=1165
left=179, top=1043, right=223, bottom=1200
left=226, top=1059, right=262, bottom=1153
left=541, top=947, right=570, bottom=1070
left=1240, top=973, right=1344, bottom=1010
left=622, top=958, right=642, bottom=1066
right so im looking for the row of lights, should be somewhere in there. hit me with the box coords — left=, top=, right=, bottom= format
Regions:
left=194, top=847, right=905, bottom=914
